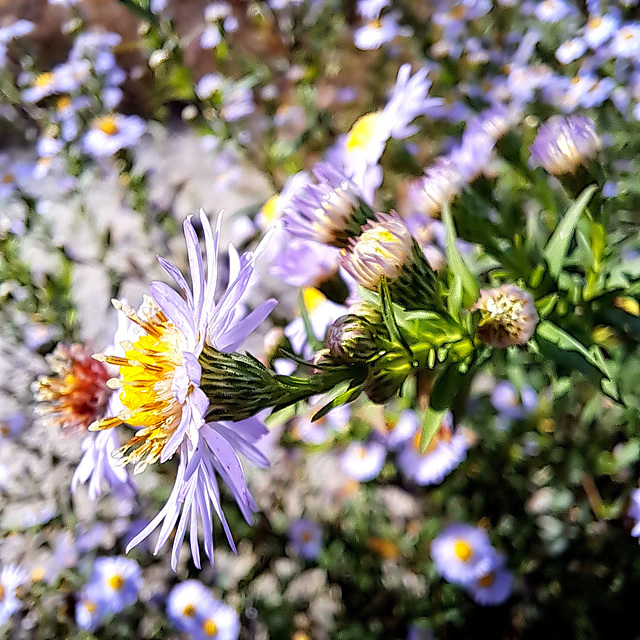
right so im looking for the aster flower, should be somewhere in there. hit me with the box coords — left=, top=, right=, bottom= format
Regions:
left=556, top=38, right=587, bottom=64
left=289, top=518, right=323, bottom=560
left=530, top=115, right=600, bottom=175
left=35, top=343, right=112, bottom=432
left=91, top=210, right=275, bottom=568
left=0, top=565, right=28, bottom=626
left=76, top=583, right=107, bottom=632
left=472, top=284, right=538, bottom=348
left=491, top=381, right=538, bottom=420
left=353, top=13, right=412, bottom=50
left=167, top=580, right=239, bottom=640
left=430, top=523, right=497, bottom=586
left=583, top=13, right=618, bottom=49
left=342, top=441, right=386, bottom=481
left=89, top=556, right=142, bottom=614
left=283, top=162, right=374, bottom=248
left=465, top=553, right=514, bottom=606
left=82, top=114, right=146, bottom=159
left=534, top=0, right=574, bottom=22
left=397, top=412, right=470, bottom=486
left=374, top=409, right=419, bottom=450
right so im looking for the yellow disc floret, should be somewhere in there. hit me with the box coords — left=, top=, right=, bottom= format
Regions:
left=90, top=298, right=190, bottom=473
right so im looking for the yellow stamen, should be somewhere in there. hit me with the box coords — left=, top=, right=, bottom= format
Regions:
left=183, top=603, right=196, bottom=617
left=346, top=112, right=380, bottom=153
left=95, top=115, right=119, bottom=136
left=302, top=287, right=326, bottom=314
left=90, top=299, right=189, bottom=473
left=57, top=95, right=72, bottom=111
left=478, top=572, right=494, bottom=588
left=453, top=539, right=473, bottom=562
left=108, top=574, right=124, bottom=591
left=35, top=72, right=55, bottom=88
left=203, top=619, right=218, bottom=636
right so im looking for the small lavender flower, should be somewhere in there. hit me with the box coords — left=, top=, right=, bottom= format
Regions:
left=289, top=518, right=323, bottom=560
left=583, top=14, right=618, bottom=49
left=397, top=413, right=471, bottom=486
left=430, top=523, right=497, bottom=586
left=491, top=381, right=538, bottom=420
left=408, top=158, right=464, bottom=219
left=357, top=0, right=390, bottom=19
left=284, top=162, right=373, bottom=248
left=75, top=583, right=106, bottom=632
left=376, top=409, right=419, bottom=450
left=168, top=580, right=239, bottom=640
left=82, top=114, right=146, bottom=159
left=342, top=441, right=386, bottom=481
left=530, top=115, right=600, bottom=175
left=465, top=554, right=514, bottom=606
left=0, top=412, right=25, bottom=441
left=472, top=284, right=538, bottom=348
left=89, top=556, right=142, bottom=614
left=555, top=38, right=587, bottom=64
left=353, top=13, right=412, bottom=50
left=0, top=565, right=28, bottom=625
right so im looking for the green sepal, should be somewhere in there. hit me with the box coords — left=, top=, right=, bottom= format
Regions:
left=312, top=381, right=365, bottom=422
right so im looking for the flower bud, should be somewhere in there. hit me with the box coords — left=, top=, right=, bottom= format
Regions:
left=326, top=314, right=380, bottom=363
left=471, top=284, right=538, bottom=348
left=340, top=213, right=441, bottom=310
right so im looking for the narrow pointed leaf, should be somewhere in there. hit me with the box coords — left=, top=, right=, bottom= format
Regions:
left=442, top=202, right=479, bottom=305
left=420, top=407, right=448, bottom=454
left=544, top=185, right=596, bottom=278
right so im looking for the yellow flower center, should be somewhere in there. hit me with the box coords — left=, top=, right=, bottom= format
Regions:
left=35, top=72, right=55, bottom=88
left=368, top=19, right=383, bottom=29
left=91, top=299, right=189, bottom=473
left=0, top=425, right=8, bottom=436
left=356, top=446, right=368, bottom=459
left=203, top=618, right=218, bottom=636
left=85, top=601, right=97, bottom=614
left=57, top=95, right=72, bottom=111
left=346, top=112, right=380, bottom=153
left=0, top=585, right=4, bottom=600
left=183, top=603, right=196, bottom=617
left=31, top=566, right=46, bottom=582
left=478, top=572, right=494, bottom=588
left=260, top=194, right=281, bottom=225
left=453, top=539, right=473, bottom=562
left=302, top=287, right=326, bottom=314
left=96, top=115, right=119, bottom=136
left=108, top=574, right=124, bottom=591
left=588, top=16, right=602, bottom=29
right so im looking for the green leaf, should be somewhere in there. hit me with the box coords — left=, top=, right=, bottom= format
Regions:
left=448, top=274, right=463, bottom=319
left=441, top=202, right=479, bottom=305
left=420, top=407, right=448, bottom=454
left=379, top=278, right=410, bottom=354
left=429, top=362, right=468, bottom=411
left=543, top=185, right=596, bottom=278
left=299, top=291, right=324, bottom=353
left=312, top=382, right=364, bottom=421
left=536, top=320, right=618, bottom=400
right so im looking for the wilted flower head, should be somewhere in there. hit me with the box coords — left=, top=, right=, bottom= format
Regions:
left=430, top=523, right=497, bottom=585
left=284, top=162, right=373, bottom=248
left=530, top=115, right=601, bottom=175
left=472, top=284, right=538, bottom=348
left=35, top=343, right=111, bottom=432
left=289, top=518, right=323, bottom=560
